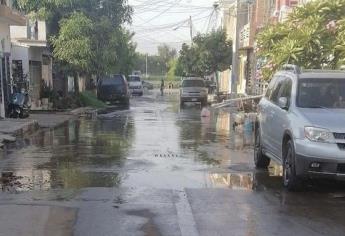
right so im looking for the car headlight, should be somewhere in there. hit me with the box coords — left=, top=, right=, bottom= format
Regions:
left=304, top=127, right=335, bottom=143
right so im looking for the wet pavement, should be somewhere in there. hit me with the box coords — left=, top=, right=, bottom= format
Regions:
left=1, top=90, right=345, bottom=236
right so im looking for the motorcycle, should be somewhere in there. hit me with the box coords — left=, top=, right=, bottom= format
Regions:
left=8, top=91, right=31, bottom=118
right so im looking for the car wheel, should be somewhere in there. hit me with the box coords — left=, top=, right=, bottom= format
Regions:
left=254, top=128, right=270, bottom=169
left=19, top=108, right=25, bottom=119
left=201, top=98, right=208, bottom=107
left=123, top=98, right=130, bottom=107
left=283, top=140, right=302, bottom=191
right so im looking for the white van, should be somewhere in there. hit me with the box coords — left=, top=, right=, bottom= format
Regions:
left=128, top=75, right=144, bottom=96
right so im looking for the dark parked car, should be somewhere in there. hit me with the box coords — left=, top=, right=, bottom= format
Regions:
left=97, top=75, right=130, bottom=106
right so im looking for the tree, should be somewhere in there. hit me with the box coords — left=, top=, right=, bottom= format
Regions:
left=52, top=12, right=93, bottom=93
left=157, top=44, right=177, bottom=75
left=176, top=30, right=232, bottom=77
left=257, top=0, right=345, bottom=80
left=14, top=0, right=136, bottom=81
left=167, top=59, right=178, bottom=81
left=13, top=0, right=132, bottom=29
left=133, top=45, right=177, bottom=77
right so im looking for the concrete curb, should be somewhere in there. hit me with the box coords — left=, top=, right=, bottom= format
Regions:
left=0, top=119, right=39, bottom=147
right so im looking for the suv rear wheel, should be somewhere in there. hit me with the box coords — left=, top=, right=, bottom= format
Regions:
left=283, top=140, right=302, bottom=191
left=201, top=98, right=207, bottom=107
left=254, top=128, right=270, bottom=168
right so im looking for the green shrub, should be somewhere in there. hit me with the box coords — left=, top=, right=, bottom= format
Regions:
left=79, top=91, right=107, bottom=108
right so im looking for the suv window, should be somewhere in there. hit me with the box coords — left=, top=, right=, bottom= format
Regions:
left=101, top=75, right=124, bottom=86
left=297, top=78, right=345, bottom=108
left=182, top=80, right=205, bottom=87
left=128, top=76, right=141, bottom=82
left=270, top=77, right=284, bottom=103
left=279, top=79, right=292, bottom=100
left=277, top=78, right=292, bottom=108
left=265, top=76, right=279, bottom=99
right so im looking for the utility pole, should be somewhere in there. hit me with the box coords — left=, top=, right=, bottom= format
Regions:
left=145, top=54, right=148, bottom=78
left=231, top=0, right=241, bottom=94
left=213, top=2, right=220, bottom=30
left=189, top=16, right=193, bottom=43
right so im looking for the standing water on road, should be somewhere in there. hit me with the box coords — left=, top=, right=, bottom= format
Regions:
left=1, top=92, right=345, bottom=236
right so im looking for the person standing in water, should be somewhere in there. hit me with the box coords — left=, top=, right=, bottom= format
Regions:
left=160, top=79, right=165, bottom=96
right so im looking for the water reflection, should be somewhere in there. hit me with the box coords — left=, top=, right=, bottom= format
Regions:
left=209, top=172, right=253, bottom=190
left=215, top=110, right=230, bottom=141
left=176, top=107, right=256, bottom=167
left=0, top=114, right=135, bottom=193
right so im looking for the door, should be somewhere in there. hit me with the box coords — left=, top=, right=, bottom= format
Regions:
left=2, top=56, right=10, bottom=117
left=271, top=78, right=292, bottom=159
left=263, top=76, right=284, bottom=157
left=29, top=61, right=42, bottom=104
left=259, top=76, right=277, bottom=150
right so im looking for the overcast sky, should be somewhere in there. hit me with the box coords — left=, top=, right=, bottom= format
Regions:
left=127, top=0, right=216, bottom=55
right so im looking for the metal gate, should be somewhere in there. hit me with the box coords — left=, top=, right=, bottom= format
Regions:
left=29, top=61, right=42, bottom=103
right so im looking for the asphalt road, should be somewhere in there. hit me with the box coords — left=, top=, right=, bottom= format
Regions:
left=1, top=90, right=345, bottom=236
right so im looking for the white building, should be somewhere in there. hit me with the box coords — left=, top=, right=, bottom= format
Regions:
left=10, top=20, right=52, bottom=109
left=0, top=0, right=26, bottom=117
left=220, top=0, right=249, bottom=95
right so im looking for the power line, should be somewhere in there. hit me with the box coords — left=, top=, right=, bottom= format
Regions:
left=206, top=9, right=215, bottom=33
left=131, top=11, right=213, bottom=31
left=136, top=0, right=183, bottom=25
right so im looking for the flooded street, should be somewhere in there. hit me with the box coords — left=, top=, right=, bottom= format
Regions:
left=1, top=91, right=345, bottom=236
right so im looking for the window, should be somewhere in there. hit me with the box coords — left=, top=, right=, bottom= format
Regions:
left=100, top=75, right=125, bottom=86
left=265, top=76, right=278, bottom=99
left=128, top=76, right=141, bottom=82
left=277, top=78, right=293, bottom=108
left=279, top=79, right=292, bottom=100
left=297, top=78, right=345, bottom=108
left=182, top=80, right=205, bottom=87
left=270, top=77, right=284, bottom=103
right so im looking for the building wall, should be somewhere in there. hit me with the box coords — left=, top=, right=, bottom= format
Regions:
left=28, top=47, right=43, bottom=61
left=219, top=5, right=237, bottom=93
left=37, top=21, right=46, bottom=41
left=234, top=2, right=250, bottom=94
left=0, top=22, right=11, bottom=54
left=42, top=56, right=52, bottom=87
left=10, top=25, right=28, bottom=39
left=0, top=22, right=11, bottom=117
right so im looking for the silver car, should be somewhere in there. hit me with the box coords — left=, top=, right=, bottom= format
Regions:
left=255, top=65, right=345, bottom=190
left=180, top=78, right=208, bottom=106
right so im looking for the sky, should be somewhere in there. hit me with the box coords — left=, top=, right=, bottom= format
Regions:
left=127, top=0, right=217, bottom=55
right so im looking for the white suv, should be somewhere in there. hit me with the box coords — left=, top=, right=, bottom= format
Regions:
left=255, top=65, right=345, bottom=190
left=128, top=75, right=143, bottom=96
left=180, top=78, right=208, bottom=106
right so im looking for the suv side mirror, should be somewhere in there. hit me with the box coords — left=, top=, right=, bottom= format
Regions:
left=278, top=97, right=289, bottom=110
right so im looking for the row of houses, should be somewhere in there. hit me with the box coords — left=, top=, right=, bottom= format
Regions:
left=0, top=0, right=54, bottom=118
left=218, top=0, right=315, bottom=96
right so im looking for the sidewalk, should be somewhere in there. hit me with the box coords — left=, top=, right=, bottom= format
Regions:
left=0, top=119, right=38, bottom=147
left=0, top=119, right=38, bottom=136
left=29, top=113, right=76, bottom=128
left=0, top=107, right=97, bottom=147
